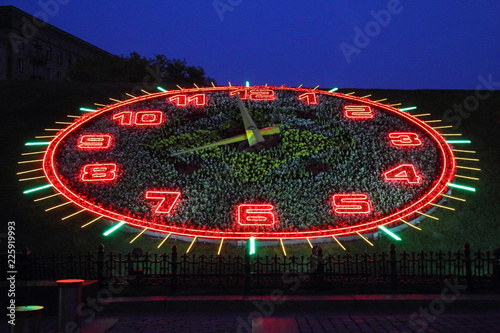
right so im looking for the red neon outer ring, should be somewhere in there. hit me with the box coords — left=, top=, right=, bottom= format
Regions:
left=43, top=86, right=456, bottom=240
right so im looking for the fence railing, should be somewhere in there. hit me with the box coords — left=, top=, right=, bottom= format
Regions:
left=11, top=243, right=500, bottom=292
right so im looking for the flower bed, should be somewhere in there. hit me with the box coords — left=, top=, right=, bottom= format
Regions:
left=53, top=90, right=441, bottom=234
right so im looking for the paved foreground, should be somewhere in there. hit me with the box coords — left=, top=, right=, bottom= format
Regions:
left=3, top=294, right=499, bottom=332
left=2, top=310, right=499, bottom=333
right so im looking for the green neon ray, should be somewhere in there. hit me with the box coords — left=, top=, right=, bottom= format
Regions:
left=25, top=142, right=50, bottom=146
left=23, top=184, right=53, bottom=194
left=448, top=183, right=476, bottom=192
left=378, top=226, right=402, bottom=241
left=103, top=221, right=126, bottom=236
left=399, top=106, right=417, bottom=111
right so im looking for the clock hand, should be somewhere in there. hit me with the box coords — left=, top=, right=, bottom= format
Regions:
left=171, top=126, right=280, bottom=156
left=235, top=94, right=265, bottom=147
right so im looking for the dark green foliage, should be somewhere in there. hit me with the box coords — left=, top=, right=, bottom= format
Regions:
left=69, top=52, right=216, bottom=88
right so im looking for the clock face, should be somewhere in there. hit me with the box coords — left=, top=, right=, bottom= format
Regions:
left=42, top=86, right=456, bottom=240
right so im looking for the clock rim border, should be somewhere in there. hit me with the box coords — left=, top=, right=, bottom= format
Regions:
left=42, top=85, right=457, bottom=240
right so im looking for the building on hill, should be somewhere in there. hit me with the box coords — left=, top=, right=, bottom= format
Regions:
left=0, top=5, right=112, bottom=81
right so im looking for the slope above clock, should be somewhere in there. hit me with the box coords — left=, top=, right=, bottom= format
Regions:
left=39, top=85, right=458, bottom=240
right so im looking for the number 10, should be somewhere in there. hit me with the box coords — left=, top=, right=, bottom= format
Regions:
left=112, top=111, right=164, bottom=126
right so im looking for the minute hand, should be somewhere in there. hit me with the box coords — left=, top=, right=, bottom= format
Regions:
left=236, top=95, right=265, bottom=146
left=170, top=126, right=280, bottom=156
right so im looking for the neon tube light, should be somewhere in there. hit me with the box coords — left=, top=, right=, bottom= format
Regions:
left=157, top=233, right=171, bottom=248
left=23, top=184, right=52, bottom=194
left=448, top=183, right=476, bottom=192
left=217, top=238, right=224, bottom=255
left=378, top=226, right=402, bottom=241
left=249, top=236, right=256, bottom=255
left=399, top=106, right=417, bottom=111
left=103, top=221, right=126, bottom=236
left=25, top=142, right=50, bottom=146
left=79, top=107, right=97, bottom=112
left=446, top=140, right=471, bottom=144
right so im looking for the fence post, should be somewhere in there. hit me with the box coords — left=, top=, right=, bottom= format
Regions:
left=244, top=248, right=251, bottom=294
left=493, top=248, right=500, bottom=289
left=97, top=244, right=104, bottom=288
left=312, top=245, right=324, bottom=290
left=464, top=242, right=473, bottom=291
left=390, top=244, right=397, bottom=291
left=171, top=245, right=177, bottom=293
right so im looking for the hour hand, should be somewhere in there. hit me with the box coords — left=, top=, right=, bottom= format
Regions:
left=235, top=95, right=265, bottom=146
left=170, top=126, right=281, bottom=156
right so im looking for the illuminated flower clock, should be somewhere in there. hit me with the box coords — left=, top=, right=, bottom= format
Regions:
left=19, top=85, right=480, bottom=248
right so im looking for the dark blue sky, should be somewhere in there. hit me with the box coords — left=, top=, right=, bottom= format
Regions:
left=4, top=0, right=499, bottom=89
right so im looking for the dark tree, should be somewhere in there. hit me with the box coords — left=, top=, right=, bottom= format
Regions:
left=69, top=52, right=215, bottom=87
left=152, top=55, right=215, bottom=89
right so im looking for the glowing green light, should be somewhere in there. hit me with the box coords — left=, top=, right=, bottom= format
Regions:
left=25, top=142, right=50, bottom=146
left=328, top=87, right=339, bottom=92
left=399, top=106, right=417, bottom=111
left=446, top=140, right=471, bottom=144
left=79, top=107, right=97, bottom=112
left=103, top=221, right=126, bottom=236
left=245, top=81, right=250, bottom=87
left=378, top=226, right=402, bottom=241
left=157, top=86, right=167, bottom=92
left=15, top=305, right=44, bottom=312
left=23, top=184, right=53, bottom=194
left=249, top=236, right=256, bottom=255
left=448, top=183, right=476, bottom=192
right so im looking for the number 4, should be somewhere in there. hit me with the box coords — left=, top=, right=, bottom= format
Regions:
left=384, top=164, right=423, bottom=184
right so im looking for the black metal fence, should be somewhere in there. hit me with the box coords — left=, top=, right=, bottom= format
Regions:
left=13, top=243, right=500, bottom=292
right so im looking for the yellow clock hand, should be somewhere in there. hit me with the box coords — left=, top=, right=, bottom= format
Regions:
left=171, top=126, right=281, bottom=156
left=235, top=94, right=265, bottom=146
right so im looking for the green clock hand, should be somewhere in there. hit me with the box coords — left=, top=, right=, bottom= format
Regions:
left=235, top=94, right=265, bottom=147
left=171, top=126, right=280, bottom=156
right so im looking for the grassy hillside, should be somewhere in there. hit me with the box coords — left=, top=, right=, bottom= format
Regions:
left=2, top=81, right=499, bottom=257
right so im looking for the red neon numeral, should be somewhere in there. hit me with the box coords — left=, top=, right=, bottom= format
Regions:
left=249, top=89, right=275, bottom=100
left=332, top=194, right=372, bottom=214
left=168, top=94, right=187, bottom=106
left=81, top=163, right=118, bottom=182
left=344, top=105, right=374, bottom=119
left=77, top=134, right=112, bottom=149
left=112, top=111, right=164, bottom=126
left=168, top=94, right=207, bottom=107
left=384, top=164, right=422, bottom=184
left=237, top=204, right=277, bottom=226
left=112, top=111, right=133, bottom=125
left=298, top=92, right=319, bottom=105
left=388, top=132, right=422, bottom=147
left=229, top=89, right=247, bottom=99
left=188, top=94, right=206, bottom=106
left=145, top=191, right=181, bottom=214
left=135, top=111, right=163, bottom=125
left=229, top=89, right=276, bottom=101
